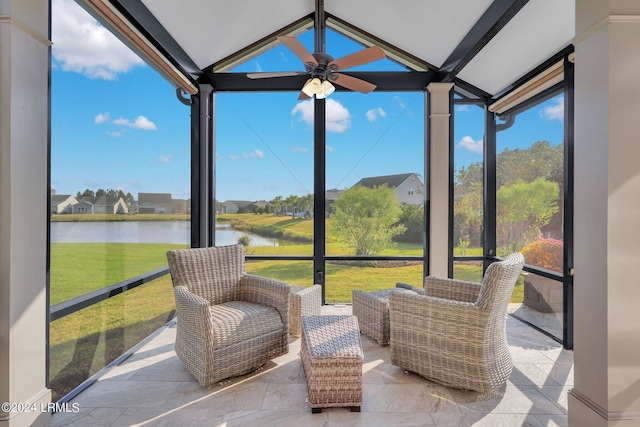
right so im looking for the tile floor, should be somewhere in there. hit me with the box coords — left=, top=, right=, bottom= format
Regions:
left=52, top=305, right=572, bottom=427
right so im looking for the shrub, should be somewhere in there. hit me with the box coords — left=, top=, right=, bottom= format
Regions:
left=520, top=238, right=563, bottom=272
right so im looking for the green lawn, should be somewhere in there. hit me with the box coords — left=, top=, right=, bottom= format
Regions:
left=50, top=242, right=188, bottom=305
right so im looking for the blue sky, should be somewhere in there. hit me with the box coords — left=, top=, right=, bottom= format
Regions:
left=51, top=0, right=564, bottom=202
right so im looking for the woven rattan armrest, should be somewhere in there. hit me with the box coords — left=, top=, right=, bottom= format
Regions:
left=423, top=276, right=481, bottom=303
left=173, top=285, right=215, bottom=346
left=388, top=290, right=486, bottom=337
left=239, top=274, right=291, bottom=326
left=395, top=282, right=425, bottom=295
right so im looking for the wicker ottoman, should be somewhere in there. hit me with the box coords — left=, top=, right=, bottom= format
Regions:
left=352, top=288, right=397, bottom=345
left=289, top=284, right=322, bottom=337
left=300, top=315, right=363, bottom=413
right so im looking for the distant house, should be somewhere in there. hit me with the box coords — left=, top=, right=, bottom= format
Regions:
left=138, top=193, right=172, bottom=214
left=72, top=196, right=128, bottom=214
left=325, top=188, right=344, bottom=215
left=353, top=173, right=424, bottom=205
left=172, top=198, right=190, bottom=214
left=50, top=194, right=77, bottom=214
left=224, top=200, right=254, bottom=214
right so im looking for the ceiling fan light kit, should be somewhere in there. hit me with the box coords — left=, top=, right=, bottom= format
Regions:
left=302, top=78, right=335, bottom=99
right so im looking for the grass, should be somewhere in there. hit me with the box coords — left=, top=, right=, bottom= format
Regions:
left=50, top=242, right=188, bottom=304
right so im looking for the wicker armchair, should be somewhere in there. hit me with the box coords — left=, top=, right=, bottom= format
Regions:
left=388, top=253, right=524, bottom=393
left=166, top=244, right=291, bottom=386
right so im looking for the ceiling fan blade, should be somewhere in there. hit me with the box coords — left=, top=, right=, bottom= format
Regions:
left=331, top=73, right=377, bottom=94
left=247, top=71, right=303, bottom=79
left=277, top=36, right=318, bottom=67
left=328, top=46, right=385, bottom=71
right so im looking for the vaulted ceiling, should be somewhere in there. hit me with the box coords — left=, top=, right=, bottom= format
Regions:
left=82, top=0, right=575, bottom=101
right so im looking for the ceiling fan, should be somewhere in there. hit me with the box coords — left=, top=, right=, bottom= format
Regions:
left=247, top=36, right=386, bottom=100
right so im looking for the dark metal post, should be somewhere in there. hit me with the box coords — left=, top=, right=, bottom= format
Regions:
left=563, top=54, right=575, bottom=350
left=191, top=84, right=214, bottom=248
left=314, top=0, right=325, bottom=54
left=313, top=97, right=326, bottom=302
left=484, top=107, right=497, bottom=271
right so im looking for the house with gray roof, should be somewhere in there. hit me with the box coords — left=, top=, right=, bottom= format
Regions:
left=50, top=194, right=77, bottom=214
left=353, top=173, right=424, bottom=205
left=72, top=196, right=128, bottom=214
left=138, top=193, right=173, bottom=214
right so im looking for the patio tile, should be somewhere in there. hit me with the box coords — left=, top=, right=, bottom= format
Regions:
left=70, top=380, right=181, bottom=408
left=533, top=413, right=569, bottom=427
left=537, top=385, right=572, bottom=412
left=51, top=305, right=572, bottom=426
left=510, top=363, right=563, bottom=387
left=128, top=355, right=195, bottom=382
left=221, top=410, right=329, bottom=427
left=112, top=407, right=225, bottom=427
left=535, top=362, right=574, bottom=387
left=165, top=380, right=269, bottom=412
left=260, top=383, right=310, bottom=411
left=51, top=407, right=126, bottom=427
left=457, top=383, right=566, bottom=415
left=363, top=383, right=462, bottom=413
left=328, top=410, right=436, bottom=426
left=449, top=413, right=546, bottom=426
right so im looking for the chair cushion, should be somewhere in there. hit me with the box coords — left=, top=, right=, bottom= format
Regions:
left=210, top=300, right=284, bottom=349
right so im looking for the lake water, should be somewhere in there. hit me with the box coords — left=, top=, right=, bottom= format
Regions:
left=50, top=221, right=279, bottom=246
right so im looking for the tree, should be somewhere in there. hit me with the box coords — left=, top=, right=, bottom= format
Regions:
left=271, top=196, right=283, bottom=216
left=496, top=177, right=559, bottom=254
left=331, top=185, right=406, bottom=255
left=77, top=189, right=95, bottom=198
left=454, top=181, right=483, bottom=247
left=284, top=195, right=299, bottom=219
left=395, top=203, right=423, bottom=243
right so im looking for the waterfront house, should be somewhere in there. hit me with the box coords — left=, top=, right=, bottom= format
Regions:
left=50, top=195, right=77, bottom=214
left=353, top=173, right=424, bottom=206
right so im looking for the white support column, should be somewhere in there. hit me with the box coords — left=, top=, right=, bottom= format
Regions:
left=427, top=83, right=454, bottom=278
left=569, top=2, right=640, bottom=426
left=0, top=1, right=52, bottom=426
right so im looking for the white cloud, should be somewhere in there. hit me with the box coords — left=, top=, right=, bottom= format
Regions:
left=95, top=112, right=110, bottom=124
left=541, top=96, right=564, bottom=121
left=229, top=149, right=264, bottom=160
left=158, top=155, right=173, bottom=163
left=326, top=145, right=334, bottom=152
left=291, top=98, right=352, bottom=133
left=113, top=115, right=157, bottom=130
left=292, top=147, right=309, bottom=153
left=458, top=135, right=483, bottom=154
left=292, top=100, right=314, bottom=125
left=393, top=96, right=406, bottom=110
left=456, top=105, right=470, bottom=112
left=106, top=131, right=122, bottom=137
left=366, top=107, right=387, bottom=122
left=52, top=0, right=145, bottom=80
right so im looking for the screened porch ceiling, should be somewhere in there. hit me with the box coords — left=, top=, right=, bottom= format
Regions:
left=84, top=0, right=575, bottom=104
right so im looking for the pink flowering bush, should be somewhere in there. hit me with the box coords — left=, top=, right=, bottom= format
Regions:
left=520, top=238, right=563, bottom=272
